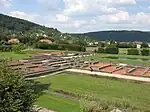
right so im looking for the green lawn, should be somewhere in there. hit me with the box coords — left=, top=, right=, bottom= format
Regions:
left=36, top=73, right=150, bottom=111
left=36, top=93, right=80, bottom=112
left=86, top=53, right=150, bottom=66
left=0, top=52, right=32, bottom=60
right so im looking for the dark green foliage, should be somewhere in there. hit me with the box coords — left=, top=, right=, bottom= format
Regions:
left=0, top=14, right=93, bottom=47
left=76, top=31, right=150, bottom=42
left=98, top=47, right=105, bottom=53
left=35, top=42, right=52, bottom=49
left=105, top=47, right=119, bottom=54
left=0, top=40, right=12, bottom=51
left=35, top=42, right=85, bottom=51
left=127, top=49, right=139, bottom=55
left=0, top=60, right=37, bottom=112
left=12, top=43, right=27, bottom=53
left=117, top=42, right=136, bottom=48
left=99, top=42, right=105, bottom=47
left=141, top=49, right=150, bottom=56
left=141, top=42, right=149, bottom=48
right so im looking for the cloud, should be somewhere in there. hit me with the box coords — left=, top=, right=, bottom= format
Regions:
left=62, top=0, right=136, bottom=16
left=96, top=11, right=130, bottom=24
left=9, top=11, right=39, bottom=21
left=131, top=12, right=150, bottom=24
left=37, top=0, right=61, bottom=10
left=0, top=0, right=11, bottom=7
left=54, top=14, right=69, bottom=22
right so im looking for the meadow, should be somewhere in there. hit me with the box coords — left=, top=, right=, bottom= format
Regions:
left=35, top=73, right=150, bottom=111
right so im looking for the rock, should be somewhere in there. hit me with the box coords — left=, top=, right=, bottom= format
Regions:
left=110, top=108, right=125, bottom=112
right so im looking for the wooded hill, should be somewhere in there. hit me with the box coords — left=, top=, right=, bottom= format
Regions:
left=74, top=30, right=150, bottom=42
left=0, top=13, right=93, bottom=45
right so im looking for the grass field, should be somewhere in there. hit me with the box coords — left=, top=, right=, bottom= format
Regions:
left=86, top=53, right=150, bottom=66
left=35, top=73, right=150, bottom=111
left=36, top=93, right=80, bottom=112
left=0, top=52, right=33, bottom=60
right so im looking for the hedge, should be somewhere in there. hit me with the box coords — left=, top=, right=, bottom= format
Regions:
left=127, top=49, right=139, bottom=55
left=105, top=47, right=119, bottom=54
left=35, top=42, right=86, bottom=52
left=117, top=43, right=136, bottom=48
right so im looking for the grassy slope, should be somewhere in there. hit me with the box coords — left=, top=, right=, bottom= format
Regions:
left=36, top=93, right=80, bottom=112
left=36, top=73, right=150, bottom=110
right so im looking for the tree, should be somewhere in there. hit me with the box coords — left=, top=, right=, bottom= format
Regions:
left=12, top=43, right=27, bottom=53
left=0, top=60, right=37, bottom=112
left=141, top=49, right=150, bottom=56
left=141, top=42, right=149, bottom=48
left=98, top=47, right=105, bottom=53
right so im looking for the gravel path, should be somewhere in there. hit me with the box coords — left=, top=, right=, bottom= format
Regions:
left=66, top=69, right=150, bottom=82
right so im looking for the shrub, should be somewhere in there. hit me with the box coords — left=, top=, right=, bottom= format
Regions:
left=117, top=43, right=136, bottom=48
left=141, top=42, right=149, bottom=48
left=141, top=49, right=150, bottom=56
left=35, top=42, right=50, bottom=49
left=105, top=47, right=119, bottom=54
left=80, top=99, right=141, bottom=112
left=0, top=60, right=37, bottom=112
left=98, top=47, right=105, bottom=53
left=127, top=49, right=139, bottom=55
left=12, top=43, right=27, bottom=52
left=35, top=42, right=85, bottom=52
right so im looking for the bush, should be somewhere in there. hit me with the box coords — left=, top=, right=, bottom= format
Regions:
left=0, top=45, right=12, bottom=52
left=117, top=43, right=136, bottom=48
left=105, top=47, right=119, bottom=54
left=98, top=47, right=105, bottom=53
left=141, top=42, right=149, bottom=48
left=35, top=42, right=85, bottom=52
left=80, top=99, right=142, bottom=112
left=35, top=42, right=50, bottom=49
left=12, top=43, right=27, bottom=52
left=141, top=49, right=150, bottom=56
left=0, top=40, right=12, bottom=52
left=0, top=60, right=37, bottom=112
left=127, top=49, right=139, bottom=55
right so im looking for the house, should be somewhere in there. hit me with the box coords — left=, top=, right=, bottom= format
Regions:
left=8, top=39, right=20, bottom=44
left=39, top=37, right=55, bottom=44
left=134, top=41, right=142, bottom=49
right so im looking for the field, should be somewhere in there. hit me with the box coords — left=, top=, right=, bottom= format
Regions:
left=0, top=52, right=33, bottom=60
left=35, top=73, right=150, bottom=111
left=86, top=53, right=150, bottom=66
left=36, top=93, right=80, bottom=112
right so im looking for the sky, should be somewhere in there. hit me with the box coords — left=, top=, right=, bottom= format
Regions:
left=0, top=0, right=150, bottom=33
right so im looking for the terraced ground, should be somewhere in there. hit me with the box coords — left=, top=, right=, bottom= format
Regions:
left=35, top=73, right=150, bottom=111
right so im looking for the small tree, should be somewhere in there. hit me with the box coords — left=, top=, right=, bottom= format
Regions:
left=141, top=42, right=149, bottom=48
left=0, top=60, right=37, bottom=112
left=141, top=49, right=150, bottom=56
left=127, top=49, right=139, bottom=55
left=12, top=43, right=27, bottom=53
left=98, top=47, right=105, bottom=53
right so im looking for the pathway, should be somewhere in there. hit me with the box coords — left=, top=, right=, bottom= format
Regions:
left=66, top=69, right=150, bottom=82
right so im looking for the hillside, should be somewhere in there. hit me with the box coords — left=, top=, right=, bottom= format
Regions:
left=74, top=31, right=150, bottom=42
left=0, top=13, right=93, bottom=45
